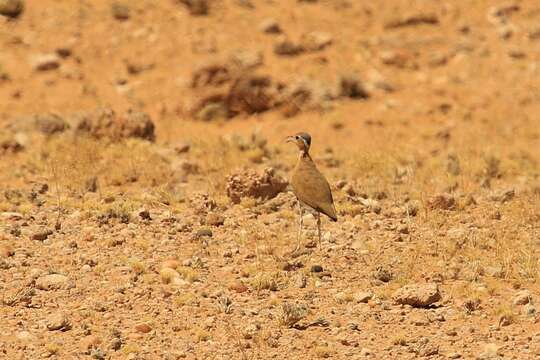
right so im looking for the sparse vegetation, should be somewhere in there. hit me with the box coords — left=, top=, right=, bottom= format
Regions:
left=251, top=272, right=279, bottom=292
left=128, top=258, right=145, bottom=275
left=1, top=1, right=540, bottom=359
left=495, top=305, right=516, bottom=327
left=195, top=328, right=211, bottom=342
left=174, top=293, right=199, bottom=307
left=277, top=302, right=308, bottom=327
left=314, top=345, right=332, bottom=358
left=392, top=334, right=408, bottom=346
left=216, top=294, right=233, bottom=314
left=44, top=342, right=60, bottom=356
left=176, top=266, right=200, bottom=283
left=160, top=268, right=180, bottom=284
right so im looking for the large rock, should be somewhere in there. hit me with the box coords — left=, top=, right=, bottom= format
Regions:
left=279, top=77, right=336, bottom=117
left=426, top=193, right=456, bottom=210
left=34, top=114, right=69, bottom=135
left=46, top=312, right=71, bottom=331
left=226, top=167, right=288, bottom=204
left=393, top=283, right=441, bottom=308
left=2, top=287, right=35, bottom=306
left=512, top=290, right=532, bottom=306
left=75, top=108, right=155, bottom=141
left=36, top=274, right=75, bottom=291
left=0, top=0, right=24, bottom=18
left=227, top=75, right=277, bottom=115
left=189, top=73, right=279, bottom=119
left=30, top=227, right=53, bottom=241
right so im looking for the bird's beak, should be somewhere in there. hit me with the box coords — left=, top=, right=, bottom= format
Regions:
left=285, top=136, right=294, bottom=143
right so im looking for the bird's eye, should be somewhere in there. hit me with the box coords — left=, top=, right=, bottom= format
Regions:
left=295, top=136, right=299, bottom=139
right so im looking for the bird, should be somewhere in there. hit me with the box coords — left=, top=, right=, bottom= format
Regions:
left=286, top=132, right=337, bottom=252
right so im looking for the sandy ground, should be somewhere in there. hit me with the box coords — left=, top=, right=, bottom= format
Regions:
left=1, top=0, right=540, bottom=359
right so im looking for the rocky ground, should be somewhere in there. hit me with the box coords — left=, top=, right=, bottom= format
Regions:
left=1, top=0, right=540, bottom=359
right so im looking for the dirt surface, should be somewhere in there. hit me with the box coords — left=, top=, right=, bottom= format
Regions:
left=1, top=1, right=540, bottom=359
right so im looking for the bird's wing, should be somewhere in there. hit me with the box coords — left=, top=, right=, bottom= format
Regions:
left=292, top=159, right=337, bottom=220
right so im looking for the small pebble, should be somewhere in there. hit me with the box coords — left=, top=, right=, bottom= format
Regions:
left=196, top=228, right=213, bottom=237
left=134, top=323, right=152, bottom=333
left=229, top=281, right=248, bottom=293
left=259, top=18, right=281, bottom=34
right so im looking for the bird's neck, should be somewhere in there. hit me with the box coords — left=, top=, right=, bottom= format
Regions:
left=299, top=150, right=311, bottom=160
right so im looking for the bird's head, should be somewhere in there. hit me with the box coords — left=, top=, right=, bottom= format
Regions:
left=286, top=132, right=311, bottom=153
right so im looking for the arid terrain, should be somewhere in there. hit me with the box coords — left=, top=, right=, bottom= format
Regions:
left=1, top=0, right=540, bottom=359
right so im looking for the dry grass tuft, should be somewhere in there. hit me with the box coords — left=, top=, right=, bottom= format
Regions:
left=45, top=342, right=61, bottom=356
left=495, top=305, right=516, bottom=327
left=195, top=328, right=211, bottom=342
left=334, top=291, right=354, bottom=304
left=392, top=333, right=408, bottom=346
left=277, top=302, right=308, bottom=327
left=128, top=258, right=145, bottom=275
left=121, top=343, right=141, bottom=356
left=159, top=268, right=180, bottom=284
left=314, top=345, right=332, bottom=358
left=216, top=294, right=233, bottom=314
left=174, top=293, right=199, bottom=307
left=251, top=272, right=279, bottom=292
left=177, top=266, right=200, bottom=283
left=478, top=343, right=501, bottom=359
left=22, top=135, right=176, bottom=216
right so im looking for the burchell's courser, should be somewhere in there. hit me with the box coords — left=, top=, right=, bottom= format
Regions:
left=286, top=132, right=337, bottom=251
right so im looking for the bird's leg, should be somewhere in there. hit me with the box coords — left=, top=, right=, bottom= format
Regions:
left=317, top=212, right=322, bottom=250
left=295, top=203, right=303, bottom=253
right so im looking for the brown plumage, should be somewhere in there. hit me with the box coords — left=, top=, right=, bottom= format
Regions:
left=286, top=132, right=337, bottom=251
left=291, top=152, right=337, bottom=221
